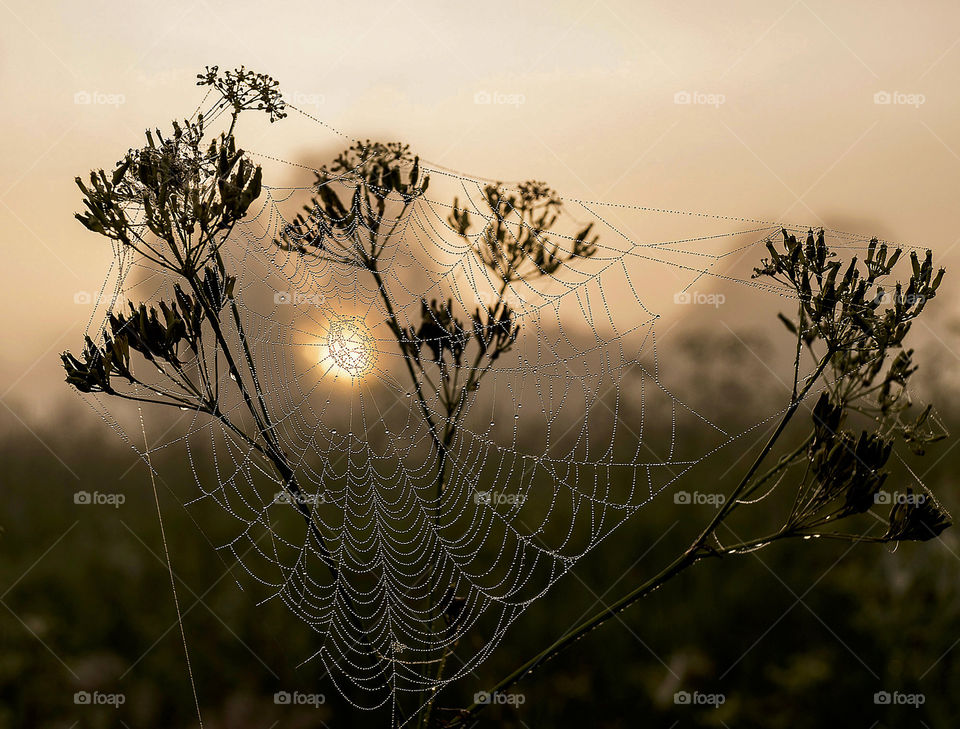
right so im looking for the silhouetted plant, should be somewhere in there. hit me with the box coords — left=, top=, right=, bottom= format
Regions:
left=274, top=138, right=599, bottom=728
left=445, top=230, right=951, bottom=728
left=63, top=66, right=601, bottom=728
left=61, top=68, right=385, bottom=664
left=276, top=149, right=587, bottom=500
left=448, top=181, right=598, bottom=281
left=61, top=68, right=952, bottom=729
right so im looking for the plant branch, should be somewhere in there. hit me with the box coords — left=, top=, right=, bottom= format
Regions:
left=446, top=350, right=834, bottom=726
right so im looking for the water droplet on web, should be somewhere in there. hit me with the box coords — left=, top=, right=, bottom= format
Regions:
left=230, top=373, right=237, bottom=381
left=179, top=406, right=189, bottom=411
left=406, top=393, right=411, bottom=398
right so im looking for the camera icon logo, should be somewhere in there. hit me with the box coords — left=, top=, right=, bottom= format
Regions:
left=74, top=290, right=92, bottom=305
left=74, top=90, right=92, bottom=105
left=874, top=491, right=892, bottom=505
left=673, top=291, right=691, bottom=304
left=74, top=691, right=91, bottom=704
left=274, top=291, right=292, bottom=305
left=474, top=691, right=491, bottom=704
left=474, top=90, right=492, bottom=105
left=674, top=490, right=691, bottom=505
left=874, top=91, right=892, bottom=105
left=874, top=690, right=892, bottom=704
left=674, top=91, right=692, bottom=105
left=274, top=691, right=292, bottom=704
left=74, top=491, right=92, bottom=505
left=674, top=690, right=692, bottom=704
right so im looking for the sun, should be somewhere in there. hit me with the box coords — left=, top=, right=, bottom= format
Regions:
left=324, top=316, right=375, bottom=379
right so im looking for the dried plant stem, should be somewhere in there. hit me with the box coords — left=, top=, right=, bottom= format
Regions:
left=446, top=353, right=834, bottom=727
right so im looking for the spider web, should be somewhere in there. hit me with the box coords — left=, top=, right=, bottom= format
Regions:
left=75, top=98, right=922, bottom=724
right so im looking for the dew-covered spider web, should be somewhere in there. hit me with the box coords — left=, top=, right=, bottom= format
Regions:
left=75, top=94, right=930, bottom=724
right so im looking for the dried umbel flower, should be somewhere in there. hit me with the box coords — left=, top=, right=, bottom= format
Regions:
left=388, top=297, right=520, bottom=384
left=74, top=122, right=263, bottom=274
left=787, top=393, right=890, bottom=529
left=884, top=488, right=951, bottom=542
left=448, top=181, right=598, bottom=284
left=61, top=267, right=233, bottom=397
left=62, top=335, right=129, bottom=394
left=747, top=231, right=952, bottom=547
left=197, top=65, right=287, bottom=123
left=322, top=140, right=428, bottom=201
left=275, top=140, right=430, bottom=269
left=64, top=69, right=280, bottom=405
left=74, top=68, right=284, bottom=277
left=273, top=142, right=595, bottom=432
left=754, top=229, right=943, bottom=352
left=470, top=302, right=519, bottom=364
left=411, top=298, right=470, bottom=366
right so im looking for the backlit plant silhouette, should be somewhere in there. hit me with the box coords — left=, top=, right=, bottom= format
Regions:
left=62, top=67, right=952, bottom=728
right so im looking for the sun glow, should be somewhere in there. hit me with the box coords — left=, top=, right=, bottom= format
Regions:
left=324, top=316, right=375, bottom=380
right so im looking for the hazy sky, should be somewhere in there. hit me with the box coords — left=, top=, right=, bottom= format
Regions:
left=3, top=0, right=960, bottom=425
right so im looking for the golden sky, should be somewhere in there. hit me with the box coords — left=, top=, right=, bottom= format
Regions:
left=3, top=0, right=960, bottom=423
